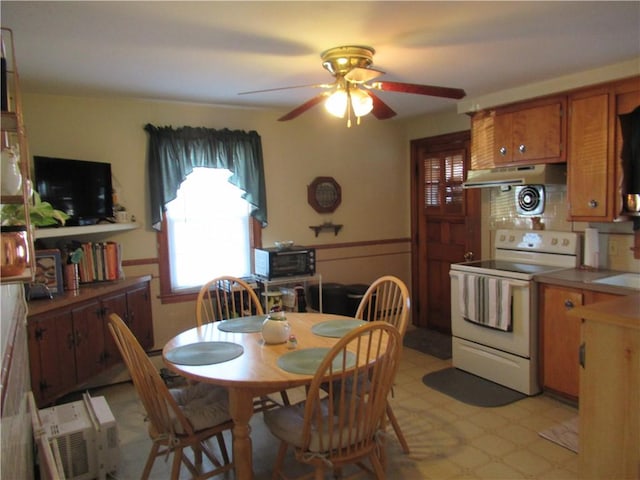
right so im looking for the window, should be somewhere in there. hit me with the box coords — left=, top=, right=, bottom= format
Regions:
left=422, top=149, right=465, bottom=215
left=165, top=168, right=252, bottom=291
left=145, top=124, right=266, bottom=302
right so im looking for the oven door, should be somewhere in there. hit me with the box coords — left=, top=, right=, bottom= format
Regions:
left=449, top=270, right=535, bottom=358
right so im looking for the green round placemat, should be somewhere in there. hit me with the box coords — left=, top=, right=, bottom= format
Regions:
left=217, top=315, right=268, bottom=333
left=165, top=341, right=244, bottom=366
left=277, top=347, right=356, bottom=375
left=311, top=319, right=367, bottom=338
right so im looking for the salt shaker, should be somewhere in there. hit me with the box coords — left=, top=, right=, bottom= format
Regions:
left=287, top=334, right=298, bottom=349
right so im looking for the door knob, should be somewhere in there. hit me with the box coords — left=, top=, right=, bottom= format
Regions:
left=463, top=251, right=474, bottom=262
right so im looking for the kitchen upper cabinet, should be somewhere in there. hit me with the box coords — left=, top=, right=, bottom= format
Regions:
left=470, top=110, right=495, bottom=170
left=494, top=98, right=566, bottom=165
left=567, top=76, right=640, bottom=221
left=470, top=96, right=566, bottom=169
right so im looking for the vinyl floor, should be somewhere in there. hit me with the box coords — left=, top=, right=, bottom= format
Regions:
left=96, top=327, right=579, bottom=479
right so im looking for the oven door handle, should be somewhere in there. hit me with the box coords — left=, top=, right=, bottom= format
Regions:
left=450, top=271, right=530, bottom=289
left=503, top=279, right=530, bottom=288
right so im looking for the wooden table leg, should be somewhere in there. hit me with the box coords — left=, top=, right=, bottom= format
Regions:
left=228, top=388, right=255, bottom=480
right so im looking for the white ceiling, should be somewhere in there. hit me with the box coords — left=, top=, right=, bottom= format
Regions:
left=2, top=1, right=639, bottom=120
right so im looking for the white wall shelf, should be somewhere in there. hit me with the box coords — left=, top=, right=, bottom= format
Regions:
left=34, top=222, right=139, bottom=240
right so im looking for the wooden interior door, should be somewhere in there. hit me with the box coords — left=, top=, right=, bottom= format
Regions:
left=410, top=131, right=481, bottom=332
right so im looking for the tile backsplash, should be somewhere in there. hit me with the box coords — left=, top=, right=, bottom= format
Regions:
left=486, top=185, right=640, bottom=272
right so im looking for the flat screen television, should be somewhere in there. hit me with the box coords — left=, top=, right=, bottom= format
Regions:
left=33, top=156, right=114, bottom=226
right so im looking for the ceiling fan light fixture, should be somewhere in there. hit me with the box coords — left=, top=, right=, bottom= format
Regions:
left=350, top=88, right=373, bottom=117
left=325, top=89, right=348, bottom=118
left=259, top=44, right=466, bottom=123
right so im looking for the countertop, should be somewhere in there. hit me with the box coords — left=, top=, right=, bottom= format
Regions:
left=535, top=268, right=640, bottom=295
left=27, top=275, right=152, bottom=316
left=568, top=293, right=640, bottom=330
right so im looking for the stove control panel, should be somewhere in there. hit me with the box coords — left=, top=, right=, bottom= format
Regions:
left=495, top=229, right=579, bottom=256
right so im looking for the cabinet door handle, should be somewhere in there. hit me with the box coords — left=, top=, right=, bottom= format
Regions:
left=499, top=146, right=507, bottom=156
left=67, top=332, right=75, bottom=350
left=588, top=199, right=598, bottom=208
left=34, top=327, right=46, bottom=341
left=564, top=299, right=574, bottom=309
left=579, top=342, right=585, bottom=368
left=518, top=144, right=526, bottom=154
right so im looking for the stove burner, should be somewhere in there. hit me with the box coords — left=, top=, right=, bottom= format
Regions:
left=516, top=185, right=544, bottom=215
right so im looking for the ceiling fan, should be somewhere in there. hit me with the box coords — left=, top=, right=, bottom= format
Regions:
left=238, top=45, right=466, bottom=126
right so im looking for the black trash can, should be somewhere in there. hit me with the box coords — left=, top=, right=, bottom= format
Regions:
left=345, top=284, right=371, bottom=317
left=309, top=283, right=348, bottom=315
left=345, top=284, right=368, bottom=317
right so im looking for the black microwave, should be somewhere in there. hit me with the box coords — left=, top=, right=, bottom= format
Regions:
left=253, top=246, right=316, bottom=279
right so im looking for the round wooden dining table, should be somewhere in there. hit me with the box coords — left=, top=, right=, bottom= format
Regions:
left=162, top=312, right=360, bottom=480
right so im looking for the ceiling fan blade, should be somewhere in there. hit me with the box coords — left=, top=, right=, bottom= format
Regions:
left=345, top=67, right=385, bottom=84
left=370, top=80, right=466, bottom=99
left=368, top=92, right=397, bottom=120
left=278, top=93, right=329, bottom=121
left=238, top=83, right=333, bottom=95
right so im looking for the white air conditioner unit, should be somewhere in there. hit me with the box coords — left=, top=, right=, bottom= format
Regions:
left=38, top=392, right=120, bottom=480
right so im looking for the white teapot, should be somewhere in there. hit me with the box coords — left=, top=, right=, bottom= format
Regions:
left=262, top=310, right=291, bottom=344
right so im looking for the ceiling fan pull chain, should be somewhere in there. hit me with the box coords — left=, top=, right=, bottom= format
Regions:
left=346, top=89, right=353, bottom=128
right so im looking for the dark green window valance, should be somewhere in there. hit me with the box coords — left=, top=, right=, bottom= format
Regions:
left=145, top=124, right=267, bottom=230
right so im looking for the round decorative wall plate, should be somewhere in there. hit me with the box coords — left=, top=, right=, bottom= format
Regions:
left=308, top=176, right=341, bottom=213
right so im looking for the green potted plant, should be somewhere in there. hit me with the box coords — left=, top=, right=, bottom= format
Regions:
left=1, top=191, right=70, bottom=227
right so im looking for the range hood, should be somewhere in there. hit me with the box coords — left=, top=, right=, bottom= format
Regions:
left=462, top=164, right=567, bottom=189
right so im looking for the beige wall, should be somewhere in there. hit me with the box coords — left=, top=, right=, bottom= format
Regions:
left=16, top=60, right=639, bottom=348
left=23, top=93, right=417, bottom=347
left=24, top=94, right=412, bottom=249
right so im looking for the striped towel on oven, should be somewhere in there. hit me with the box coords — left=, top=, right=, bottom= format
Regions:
left=458, top=273, right=512, bottom=331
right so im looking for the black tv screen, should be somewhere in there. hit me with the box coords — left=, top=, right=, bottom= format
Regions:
left=34, top=156, right=114, bottom=226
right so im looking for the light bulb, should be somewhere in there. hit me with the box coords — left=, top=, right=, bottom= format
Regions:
left=325, top=90, right=348, bottom=118
left=350, top=88, right=373, bottom=117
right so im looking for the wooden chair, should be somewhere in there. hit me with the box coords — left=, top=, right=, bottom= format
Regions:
left=107, top=313, right=233, bottom=480
left=264, top=321, right=402, bottom=480
left=196, top=275, right=290, bottom=408
left=355, top=275, right=411, bottom=454
left=196, top=275, right=264, bottom=326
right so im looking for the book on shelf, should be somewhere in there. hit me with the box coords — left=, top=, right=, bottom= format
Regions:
left=77, top=241, right=122, bottom=283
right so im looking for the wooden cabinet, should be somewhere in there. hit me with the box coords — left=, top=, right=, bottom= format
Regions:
left=99, top=284, right=153, bottom=369
left=540, top=284, right=622, bottom=400
left=470, top=96, right=566, bottom=169
left=27, top=308, right=77, bottom=405
left=567, top=76, right=640, bottom=221
left=540, top=284, right=583, bottom=399
left=470, top=110, right=495, bottom=170
left=494, top=98, right=566, bottom=166
left=570, top=295, right=639, bottom=479
left=28, top=276, right=153, bottom=407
